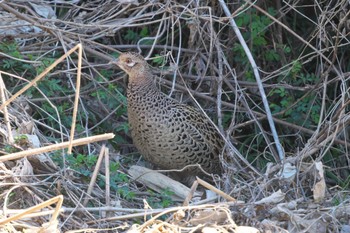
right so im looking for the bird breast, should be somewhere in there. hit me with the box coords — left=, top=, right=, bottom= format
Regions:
left=127, top=88, right=221, bottom=173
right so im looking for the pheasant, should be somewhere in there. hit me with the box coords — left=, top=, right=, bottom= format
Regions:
left=114, top=52, right=224, bottom=181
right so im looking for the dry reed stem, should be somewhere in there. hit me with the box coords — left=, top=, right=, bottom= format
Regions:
left=104, top=147, right=111, bottom=217
left=83, top=144, right=106, bottom=207
left=0, top=75, right=13, bottom=144
left=0, top=44, right=82, bottom=112
left=182, top=180, right=199, bottom=206
left=0, top=70, right=32, bottom=145
left=91, top=202, right=237, bottom=223
left=68, top=43, right=83, bottom=154
left=196, top=177, right=236, bottom=202
left=0, top=133, right=114, bottom=162
left=0, top=195, right=63, bottom=225
left=0, top=43, right=84, bottom=156
left=0, top=209, right=58, bottom=219
left=0, top=43, right=85, bottom=155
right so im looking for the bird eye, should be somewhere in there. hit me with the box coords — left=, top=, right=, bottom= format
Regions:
left=124, top=57, right=136, bottom=67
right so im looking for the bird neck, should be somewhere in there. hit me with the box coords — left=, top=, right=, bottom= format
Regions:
left=127, top=71, right=159, bottom=95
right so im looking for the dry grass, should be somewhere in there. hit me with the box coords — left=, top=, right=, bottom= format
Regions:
left=0, top=0, right=350, bottom=232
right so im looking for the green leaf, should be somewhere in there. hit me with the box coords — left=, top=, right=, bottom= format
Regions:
left=124, top=29, right=138, bottom=41
left=140, top=27, right=149, bottom=37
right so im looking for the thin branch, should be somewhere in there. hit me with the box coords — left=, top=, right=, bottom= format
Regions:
left=219, top=0, right=284, bottom=161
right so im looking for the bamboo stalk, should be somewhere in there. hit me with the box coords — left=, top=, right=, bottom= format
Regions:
left=0, top=133, right=115, bottom=162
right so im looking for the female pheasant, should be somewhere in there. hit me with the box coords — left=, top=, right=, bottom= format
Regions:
left=114, top=52, right=223, bottom=181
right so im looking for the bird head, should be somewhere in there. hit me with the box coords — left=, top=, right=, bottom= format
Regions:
left=113, top=52, right=149, bottom=76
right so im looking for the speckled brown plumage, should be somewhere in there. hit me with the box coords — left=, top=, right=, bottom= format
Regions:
left=115, top=52, right=223, bottom=177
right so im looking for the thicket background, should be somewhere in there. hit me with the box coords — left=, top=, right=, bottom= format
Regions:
left=0, top=0, right=349, bottom=231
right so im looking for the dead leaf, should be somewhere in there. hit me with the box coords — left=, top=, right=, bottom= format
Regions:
left=280, top=162, right=296, bottom=180
left=235, top=226, right=260, bottom=233
left=202, top=226, right=229, bottom=233
left=255, top=189, right=285, bottom=204
left=29, top=2, right=56, bottom=19
left=313, top=161, right=326, bottom=202
left=190, top=209, right=228, bottom=225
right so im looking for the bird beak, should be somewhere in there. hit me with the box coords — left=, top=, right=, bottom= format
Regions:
left=109, top=58, right=120, bottom=67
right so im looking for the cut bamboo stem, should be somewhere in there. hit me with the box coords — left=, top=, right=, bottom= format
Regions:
left=0, top=133, right=114, bottom=162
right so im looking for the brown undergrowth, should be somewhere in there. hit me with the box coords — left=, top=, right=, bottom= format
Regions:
left=0, top=0, right=349, bottom=232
